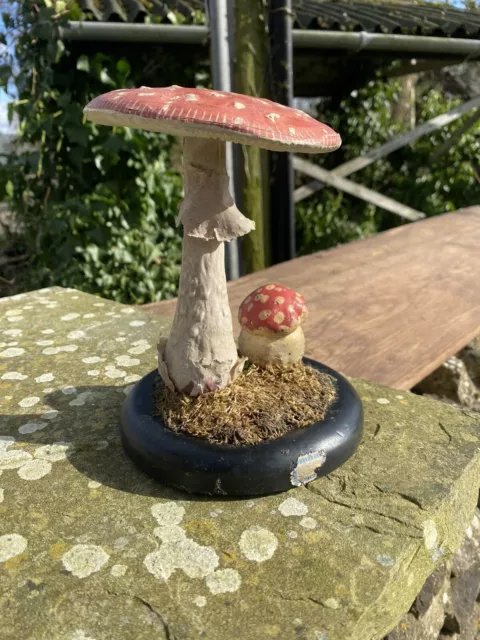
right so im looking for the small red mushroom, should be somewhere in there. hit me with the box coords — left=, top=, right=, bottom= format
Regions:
left=238, top=284, right=308, bottom=366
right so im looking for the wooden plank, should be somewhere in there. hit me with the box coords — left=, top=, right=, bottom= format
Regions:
left=431, top=108, right=480, bottom=160
left=293, top=157, right=425, bottom=221
left=142, top=207, right=480, bottom=390
left=294, top=95, right=480, bottom=203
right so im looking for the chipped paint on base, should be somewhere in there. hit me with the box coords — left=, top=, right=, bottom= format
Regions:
left=290, top=450, right=326, bottom=486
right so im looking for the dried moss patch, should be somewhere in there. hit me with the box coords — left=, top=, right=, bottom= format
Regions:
left=155, top=363, right=337, bottom=446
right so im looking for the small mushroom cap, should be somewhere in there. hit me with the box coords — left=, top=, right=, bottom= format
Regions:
left=84, top=85, right=341, bottom=154
left=238, top=284, right=308, bottom=335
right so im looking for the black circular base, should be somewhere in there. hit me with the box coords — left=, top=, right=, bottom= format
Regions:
left=120, top=358, right=363, bottom=496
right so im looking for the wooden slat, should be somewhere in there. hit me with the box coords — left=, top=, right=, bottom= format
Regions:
left=294, top=95, right=480, bottom=203
left=293, top=157, right=425, bottom=221
left=142, top=207, right=480, bottom=390
left=431, top=108, right=480, bottom=160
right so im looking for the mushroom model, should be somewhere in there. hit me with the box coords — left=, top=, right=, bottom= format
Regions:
left=84, top=86, right=341, bottom=396
left=238, top=284, right=308, bottom=366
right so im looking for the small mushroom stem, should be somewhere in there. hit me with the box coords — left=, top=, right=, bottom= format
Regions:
left=238, top=326, right=306, bottom=367
left=159, top=137, right=254, bottom=396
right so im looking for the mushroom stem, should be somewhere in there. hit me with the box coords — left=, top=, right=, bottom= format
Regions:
left=158, top=137, right=254, bottom=396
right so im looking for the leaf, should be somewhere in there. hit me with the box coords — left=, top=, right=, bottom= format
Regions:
left=99, top=69, right=115, bottom=87
left=55, top=40, right=65, bottom=64
left=116, top=59, right=130, bottom=75
left=76, top=55, right=90, bottom=73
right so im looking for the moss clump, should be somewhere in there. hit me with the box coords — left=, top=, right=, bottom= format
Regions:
left=155, top=362, right=336, bottom=446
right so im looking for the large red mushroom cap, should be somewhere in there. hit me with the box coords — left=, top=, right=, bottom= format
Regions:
left=84, top=85, right=341, bottom=154
left=238, top=284, right=308, bottom=335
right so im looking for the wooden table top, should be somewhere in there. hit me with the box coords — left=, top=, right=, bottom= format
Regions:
left=143, top=206, right=480, bottom=390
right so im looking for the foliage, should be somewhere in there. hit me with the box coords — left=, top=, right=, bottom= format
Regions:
left=296, top=78, right=480, bottom=255
left=2, top=0, right=480, bottom=297
left=0, top=0, right=208, bottom=302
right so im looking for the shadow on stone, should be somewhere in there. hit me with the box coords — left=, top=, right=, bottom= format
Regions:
left=3, top=384, right=248, bottom=503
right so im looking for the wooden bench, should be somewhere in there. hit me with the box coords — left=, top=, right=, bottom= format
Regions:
left=142, top=206, right=480, bottom=390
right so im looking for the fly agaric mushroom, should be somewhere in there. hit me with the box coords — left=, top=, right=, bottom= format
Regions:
left=238, top=284, right=308, bottom=366
left=84, top=86, right=340, bottom=395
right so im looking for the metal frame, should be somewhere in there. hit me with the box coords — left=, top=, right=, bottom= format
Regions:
left=61, top=22, right=480, bottom=58
left=293, top=95, right=480, bottom=219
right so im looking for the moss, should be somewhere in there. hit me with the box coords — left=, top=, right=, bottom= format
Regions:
left=155, top=363, right=336, bottom=445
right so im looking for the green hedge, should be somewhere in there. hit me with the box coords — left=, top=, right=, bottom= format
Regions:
left=296, top=79, right=480, bottom=255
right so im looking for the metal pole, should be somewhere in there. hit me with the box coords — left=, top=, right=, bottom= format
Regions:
left=268, top=0, right=295, bottom=264
left=207, top=0, right=240, bottom=281
left=61, top=22, right=480, bottom=58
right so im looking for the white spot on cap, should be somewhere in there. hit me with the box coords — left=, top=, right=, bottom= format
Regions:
left=239, top=526, right=278, bottom=562
left=138, top=92, right=155, bottom=96
left=259, top=310, right=272, bottom=321
left=186, top=94, right=198, bottom=102
left=289, top=127, right=296, bottom=135
left=234, top=117, right=244, bottom=125
left=234, top=102, right=246, bottom=109
left=266, top=113, right=280, bottom=122
left=273, top=312, right=285, bottom=324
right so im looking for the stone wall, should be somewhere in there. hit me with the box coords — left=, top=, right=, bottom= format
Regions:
left=415, top=338, right=480, bottom=413
left=385, top=509, right=480, bottom=640
left=389, top=337, right=480, bottom=640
